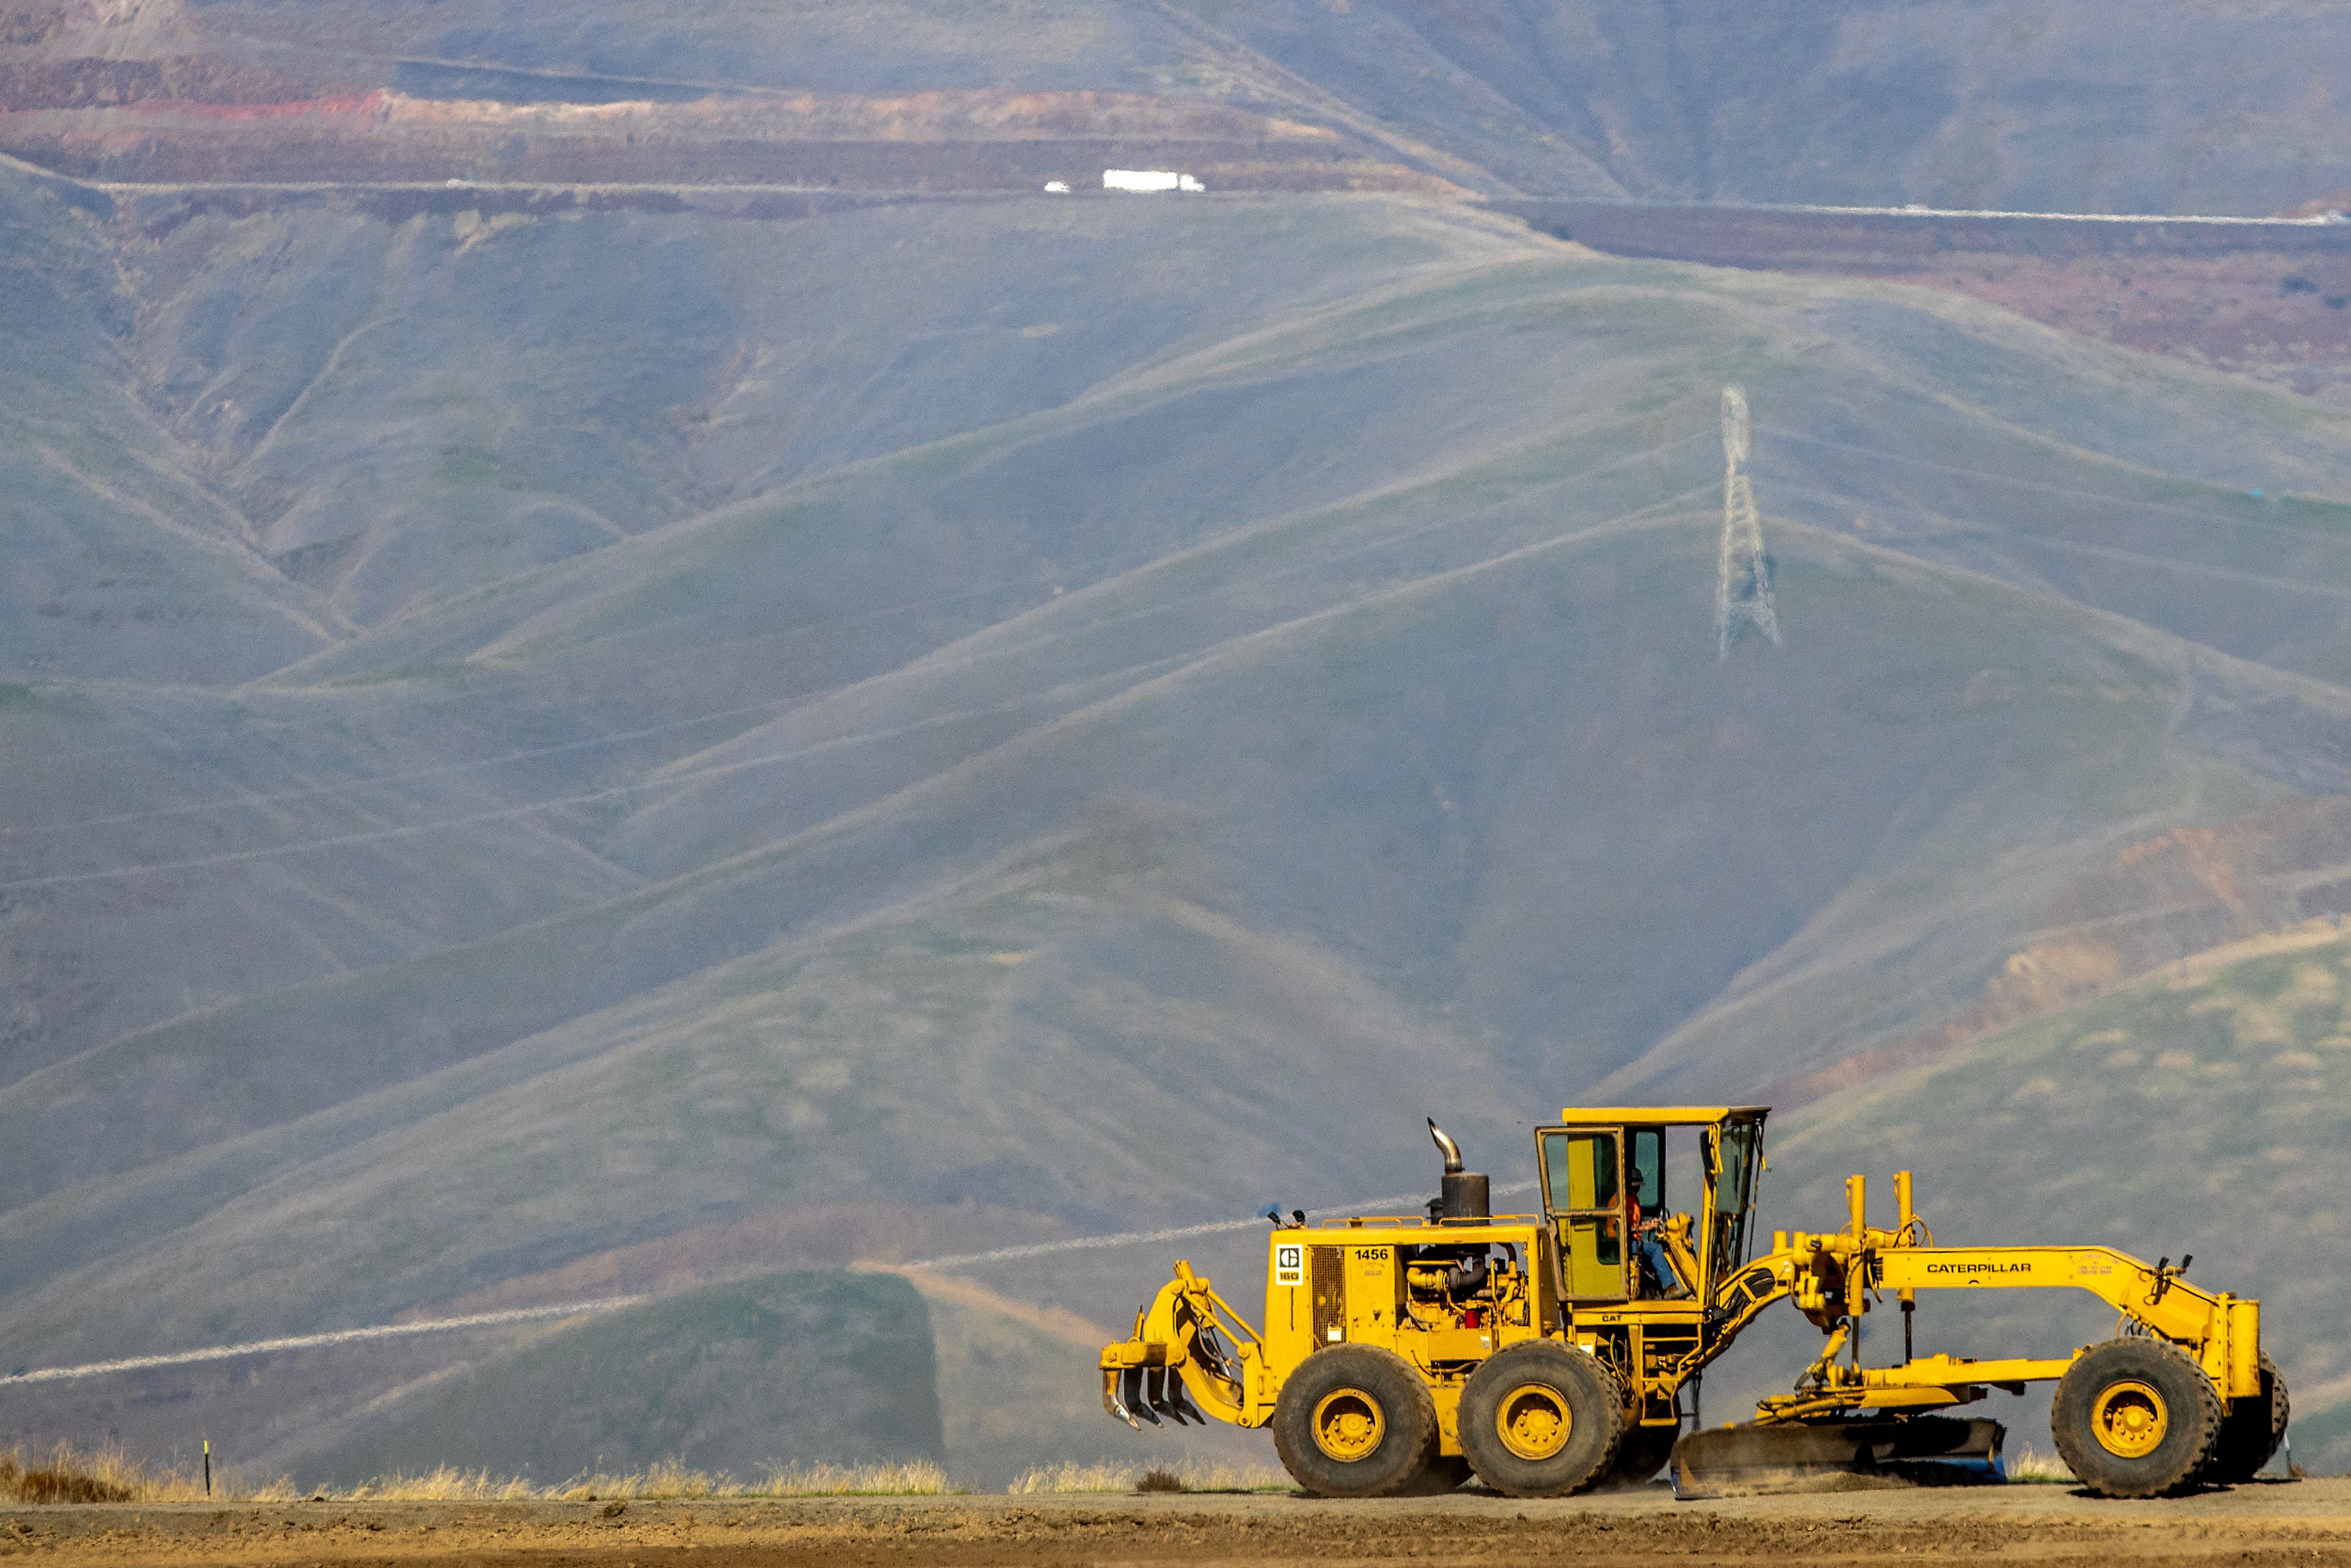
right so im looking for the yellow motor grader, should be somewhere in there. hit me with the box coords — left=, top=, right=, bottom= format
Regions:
left=1098, top=1108, right=2286, bottom=1498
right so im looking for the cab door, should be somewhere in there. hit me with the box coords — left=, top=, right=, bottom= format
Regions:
left=1537, top=1126, right=1628, bottom=1302
left=1700, top=1114, right=1764, bottom=1296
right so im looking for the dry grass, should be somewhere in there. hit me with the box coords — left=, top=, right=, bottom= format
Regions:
left=0, top=1441, right=296, bottom=1504
left=750, top=1461, right=954, bottom=1498
left=342, top=1468, right=542, bottom=1502
left=351, top=1459, right=954, bottom=1501
left=1003, top=1460, right=1130, bottom=1495
left=1005, top=1458, right=1292, bottom=1495
left=0, top=1444, right=953, bottom=1504
left=2004, top=1443, right=2075, bottom=1485
left=552, top=1460, right=733, bottom=1502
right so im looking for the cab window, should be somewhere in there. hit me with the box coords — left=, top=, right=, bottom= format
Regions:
left=1540, top=1129, right=1625, bottom=1300
left=1705, top=1119, right=1760, bottom=1287
left=1628, top=1126, right=1663, bottom=1215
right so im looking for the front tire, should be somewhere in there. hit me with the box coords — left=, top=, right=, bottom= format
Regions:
left=2200, top=1354, right=2289, bottom=1485
left=1457, top=1341, right=1624, bottom=1496
left=1270, top=1345, right=1440, bottom=1498
left=2051, top=1339, right=2221, bottom=1498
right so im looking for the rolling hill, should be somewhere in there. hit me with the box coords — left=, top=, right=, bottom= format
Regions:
left=6, top=17, right=2351, bottom=1479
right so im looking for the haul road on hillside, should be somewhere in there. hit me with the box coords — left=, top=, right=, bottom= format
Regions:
left=1100, top=1108, right=2286, bottom=1498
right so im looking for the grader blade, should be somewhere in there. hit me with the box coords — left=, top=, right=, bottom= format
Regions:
left=1670, top=1417, right=2004, bottom=1499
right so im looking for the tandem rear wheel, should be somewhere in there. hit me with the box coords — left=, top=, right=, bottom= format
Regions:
left=1457, top=1340, right=1625, bottom=1496
left=1270, top=1345, right=1441, bottom=1498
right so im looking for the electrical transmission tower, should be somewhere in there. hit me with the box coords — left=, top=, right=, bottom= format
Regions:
left=1715, top=384, right=1781, bottom=657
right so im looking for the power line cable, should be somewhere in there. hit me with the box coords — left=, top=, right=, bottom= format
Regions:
left=0, top=1181, right=1540, bottom=1387
left=0, top=1297, right=650, bottom=1388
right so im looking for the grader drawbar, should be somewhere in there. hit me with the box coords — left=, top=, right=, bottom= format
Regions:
left=1099, top=1109, right=2287, bottom=1499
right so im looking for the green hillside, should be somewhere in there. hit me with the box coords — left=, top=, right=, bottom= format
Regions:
left=0, top=167, right=338, bottom=681
left=300, top=1270, right=943, bottom=1485
left=4, top=193, right=2339, bottom=1360
left=5, top=137, right=2351, bottom=1477
left=909, top=1271, right=1267, bottom=1488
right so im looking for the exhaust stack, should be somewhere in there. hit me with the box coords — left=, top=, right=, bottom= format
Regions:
left=1427, top=1118, right=1490, bottom=1222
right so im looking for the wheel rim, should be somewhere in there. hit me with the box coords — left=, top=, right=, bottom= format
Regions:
left=2090, top=1379, right=2169, bottom=1458
left=1311, top=1387, right=1386, bottom=1462
left=1494, top=1382, right=1574, bottom=1461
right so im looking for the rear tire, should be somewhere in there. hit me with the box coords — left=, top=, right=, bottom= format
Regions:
left=2200, top=1354, right=2289, bottom=1485
left=2050, top=1339, right=2221, bottom=1498
left=1270, top=1345, right=1440, bottom=1498
left=1457, top=1341, right=1624, bottom=1497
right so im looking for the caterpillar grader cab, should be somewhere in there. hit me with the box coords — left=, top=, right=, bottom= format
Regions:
left=1098, top=1107, right=2287, bottom=1499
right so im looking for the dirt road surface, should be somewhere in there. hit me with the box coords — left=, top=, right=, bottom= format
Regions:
left=4, top=1481, right=2349, bottom=1567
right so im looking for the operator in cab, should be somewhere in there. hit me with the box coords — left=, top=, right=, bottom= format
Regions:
left=1627, top=1169, right=1687, bottom=1299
